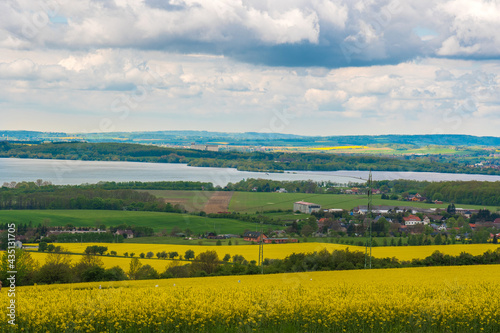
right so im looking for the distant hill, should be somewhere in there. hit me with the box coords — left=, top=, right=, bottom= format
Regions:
left=1, top=130, right=499, bottom=147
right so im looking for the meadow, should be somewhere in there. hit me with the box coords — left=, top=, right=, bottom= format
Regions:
left=0, top=210, right=278, bottom=234
left=228, top=192, right=494, bottom=213
left=2, top=265, right=499, bottom=332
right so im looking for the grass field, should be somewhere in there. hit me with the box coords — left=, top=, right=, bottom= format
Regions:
left=0, top=210, right=281, bottom=234
left=228, top=192, right=498, bottom=213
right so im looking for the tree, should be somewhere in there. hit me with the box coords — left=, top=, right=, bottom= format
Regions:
left=223, top=254, right=231, bottom=262
left=0, top=249, right=39, bottom=286
left=140, top=253, right=145, bottom=258
left=38, top=242, right=48, bottom=252
left=146, top=251, right=154, bottom=259
left=447, top=203, right=456, bottom=215
left=301, top=224, right=314, bottom=237
left=169, top=252, right=179, bottom=260
left=135, top=265, right=159, bottom=280
left=128, top=257, right=143, bottom=280
left=184, top=249, right=195, bottom=260
left=432, top=193, right=443, bottom=201
left=191, top=250, right=220, bottom=275
left=37, top=253, right=73, bottom=284
left=216, top=240, right=222, bottom=246
left=434, top=234, right=443, bottom=245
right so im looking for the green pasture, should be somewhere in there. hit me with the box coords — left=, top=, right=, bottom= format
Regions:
left=0, top=210, right=280, bottom=235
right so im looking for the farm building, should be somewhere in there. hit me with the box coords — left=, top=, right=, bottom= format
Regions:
left=294, top=201, right=321, bottom=214
left=263, top=238, right=298, bottom=244
left=243, top=231, right=267, bottom=242
left=243, top=231, right=297, bottom=244
left=403, top=215, right=427, bottom=226
left=115, top=230, right=134, bottom=238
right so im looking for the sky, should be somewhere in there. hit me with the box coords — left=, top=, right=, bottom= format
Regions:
left=1, top=0, right=500, bottom=137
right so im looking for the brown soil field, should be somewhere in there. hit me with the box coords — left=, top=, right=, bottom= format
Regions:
left=203, top=191, right=234, bottom=214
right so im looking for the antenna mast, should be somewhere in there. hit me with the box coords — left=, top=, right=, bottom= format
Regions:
left=258, top=222, right=264, bottom=274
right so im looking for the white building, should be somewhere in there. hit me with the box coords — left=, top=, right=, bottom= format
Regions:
left=294, top=201, right=321, bottom=214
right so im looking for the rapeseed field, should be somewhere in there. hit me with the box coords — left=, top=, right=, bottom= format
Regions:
left=1, top=265, right=499, bottom=332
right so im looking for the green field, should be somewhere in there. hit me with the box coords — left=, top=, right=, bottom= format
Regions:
left=228, top=192, right=498, bottom=213
left=0, top=210, right=280, bottom=234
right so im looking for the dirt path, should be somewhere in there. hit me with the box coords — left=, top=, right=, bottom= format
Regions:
left=203, top=191, right=234, bottom=214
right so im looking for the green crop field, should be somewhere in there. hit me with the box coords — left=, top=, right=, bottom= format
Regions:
left=228, top=192, right=498, bottom=213
left=0, top=210, right=280, bottom=234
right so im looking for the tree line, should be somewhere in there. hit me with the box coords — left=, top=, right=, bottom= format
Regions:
left=4, top=247, right=500, bottom=287
left=0, top=183, right=184, bottom=212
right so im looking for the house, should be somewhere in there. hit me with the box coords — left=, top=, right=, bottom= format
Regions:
left=403, top=215, right=423, bottom=226
left=428, top=215, right=445, bottom=223
left=243, top=231, right=267, bottom=242
left=276, top=188, right=287, bottom=193
left=115, top=230, right=134, bottom=239
left=431, top=223, right=447, bottom=232
left=293, top=201, right=321, bottom=214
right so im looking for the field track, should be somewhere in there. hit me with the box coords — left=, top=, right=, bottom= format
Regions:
left=203, top=191, right=234, bottom=213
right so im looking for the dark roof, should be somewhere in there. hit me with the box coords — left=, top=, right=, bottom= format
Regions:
left=243, top=231, right=262, bottom=238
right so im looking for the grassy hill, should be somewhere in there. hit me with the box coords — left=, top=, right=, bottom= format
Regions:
left=0, top=210, right=281, bottom=234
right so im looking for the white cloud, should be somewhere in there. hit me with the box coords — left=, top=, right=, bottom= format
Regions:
left=0, top=1, right=500, bottom=136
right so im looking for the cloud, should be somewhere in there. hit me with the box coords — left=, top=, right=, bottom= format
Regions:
left=1, top=0, right=498, bottom=68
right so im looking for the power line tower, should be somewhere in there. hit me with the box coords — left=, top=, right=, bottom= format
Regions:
left=258, top=223, right=264, bottom=274
left=364, top=171, right=373, bottom=269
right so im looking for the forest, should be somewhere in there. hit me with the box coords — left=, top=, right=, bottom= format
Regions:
left=424, top=181, right=500, bottom=206
left=1, top=141, right=499, bottom=175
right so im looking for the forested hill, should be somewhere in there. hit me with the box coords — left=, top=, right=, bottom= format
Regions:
left=1, top=130, right=500, bottom=147
left=1, top=141, right=499, bottom=176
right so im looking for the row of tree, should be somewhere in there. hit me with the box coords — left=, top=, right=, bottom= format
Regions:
left=4, top=247, right=500, bottom=287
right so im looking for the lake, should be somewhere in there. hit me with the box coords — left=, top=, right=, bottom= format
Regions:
left=1, top=158, right=500, bottom=186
